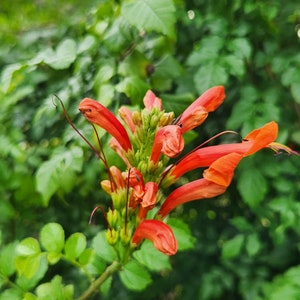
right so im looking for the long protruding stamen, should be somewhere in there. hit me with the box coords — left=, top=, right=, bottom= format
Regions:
left=54, top=95, right=102, bottom=160
left=89, top=206, right=111, bottom=230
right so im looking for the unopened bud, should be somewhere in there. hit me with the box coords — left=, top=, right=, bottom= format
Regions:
left=105, top=229, right=119, bottom=245
left=159, top=112, right=175, bottom=126
left=150, top=114, right=159, bottom=129
left=106, top=208, right=120, bottom=228
left=132, top=111, right=142, bottom=127
left=120, top=227, right=133, bottom=245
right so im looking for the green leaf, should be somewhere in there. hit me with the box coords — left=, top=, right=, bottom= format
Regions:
left=44, top=39, right=77, bottom=70
left=16, top=255, right=48, bottom=290
left=167, top=218, right=196, bottom=251
left=237, top=167, right=268, bottom=208
left=116, top=76, right=150, bottom=106
left=15, top=253, right=45, bottom=279
left=16, top=238, right=41, bottom=256
left=222, top=55, right=245, bottom=78
left=35, top=147, right=83, bottom=206
left=0, top=289, right=22, bottom=300
left=92, top=231, right=117, bottom=263
left=133, top=241, right=171, bottom=272
left=222, top=234, right=244, bottom=259
left=40, top=223, right=65, bottom=253
left=194, top=62, right=228, bottom=94
left=122, top=0, right=176, bottom=38
left=119, top=259, right=152, bottom=291
left=78, top=248, right=94, bottom=266
left=36, top=275, right=74, bottom=300
left=291, top=82, right=300, bottom=104
left=245, top=233, right=261, bottom=257
left=227, top=37, right=252, bottom=60
left=64, top=233, right=87, bottom=260
left=0, top=242, right=17, bottom=276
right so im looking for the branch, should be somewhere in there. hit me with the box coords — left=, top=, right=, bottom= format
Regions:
left=76, top=261, right=121, bottom=300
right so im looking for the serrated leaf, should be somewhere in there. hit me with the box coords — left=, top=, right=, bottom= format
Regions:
left=122, top=0, right=176, bottom=38
left=194, top=63, right=228, bottom=94
left=44, top=39, right=77, bottom=70
left=237, top=167, right=267, bottom=208
left=133, top=241, right=171, bottom=272
left=228, top=37, right=252, bottom=60
left=64, top=233, right=87, bottom=260
left=92, top=231, right=117, bottom=263
left=40, top=223, right=65, bottom=253
left=35, top=147, right=83, bottom=206
left=119, top=260, right=152, bottom=291
left=16, top=238, right=41, bottom=256
left=167, top=218, right=196, bottom=251
left=222, top=234, right=244, bottom=259
left=116, top=76, right=150, bottom=106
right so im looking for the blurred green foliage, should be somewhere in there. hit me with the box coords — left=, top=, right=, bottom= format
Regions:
left=0, top=0, right=300, bottom=299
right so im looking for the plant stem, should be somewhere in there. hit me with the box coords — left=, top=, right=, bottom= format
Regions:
left=76, top=261, right=121, bottom=300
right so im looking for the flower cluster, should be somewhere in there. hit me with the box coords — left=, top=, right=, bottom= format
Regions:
left=79, top=86, right=296, bottom=260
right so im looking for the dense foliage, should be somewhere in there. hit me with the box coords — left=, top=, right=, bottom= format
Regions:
left=0, top=0, right=299, bottom=299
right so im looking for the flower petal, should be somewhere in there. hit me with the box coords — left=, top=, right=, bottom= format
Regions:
left=158, top=153, right=242, bottom=218
left=150, top=125, right=184, bottom=163
left=168, top=121, right=279, bottom=181
left=79, top=98, right=132, bottom=151
left=179, top=86, right=225, bottom=133
left=132, top=220, right=178, bottom=255
left=143, top=90, right=163, bottom=110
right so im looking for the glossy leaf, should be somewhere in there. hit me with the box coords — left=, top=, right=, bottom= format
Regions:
left=122, top=0, right=176, bottom=38
left=64, top=233, right=87, bottom=260
left=222, top=234, right=244, bottom=259
left=39, top=223, right=65, bottom=253
left=92, top=231, right=117, bottom=263
left=133, top=241, right=171, bottom=272
left=119, top=260, right=152, bottom=291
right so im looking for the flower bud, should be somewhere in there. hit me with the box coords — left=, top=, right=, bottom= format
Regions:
left=105, top=229, right=119, bottom=245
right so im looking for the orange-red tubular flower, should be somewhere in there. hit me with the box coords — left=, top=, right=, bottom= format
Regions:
left=169, top=121, right=278, bottom=180
left=157, top=153, right=243, bottom=218
left=132, top=220, right=178, bottom=255
left=150, top=125, right=184, bottom=164
left=119, top=106, right=135, bottom=133
left=143, top=90, right=162, bottom=111
left=179, top=86, right=225, bottom=133
left=79, top=98, right=132, bottom=152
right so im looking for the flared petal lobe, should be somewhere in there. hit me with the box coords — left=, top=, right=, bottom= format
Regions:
left=150, top=125, right=184, bottom=163
left=179, top=86, right=225, bottom=133
left=158, top=153, right=243, bottom=218
left=169, top=121, right=279, bottom=181
left=143, top=90, right=163, bottom=110
left=79, top=98, right=132, bottom=151
left=132, top=220, right=178, bottom=255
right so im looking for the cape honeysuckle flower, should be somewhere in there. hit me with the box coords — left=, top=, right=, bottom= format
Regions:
left=131, top=220, right=178, bottom=255
left=177, top=86, right=225, bottom=133
left=166, top=121, right=279, bottom=183
left=157, top=153, right=243, bottom=218
left=77, top=87, right=298, bottom=259
left=150, top=125, right=184, bottom=164
left=143, top=90, right=163, bottom=111
left=79, top=98, right=132, bottom=152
